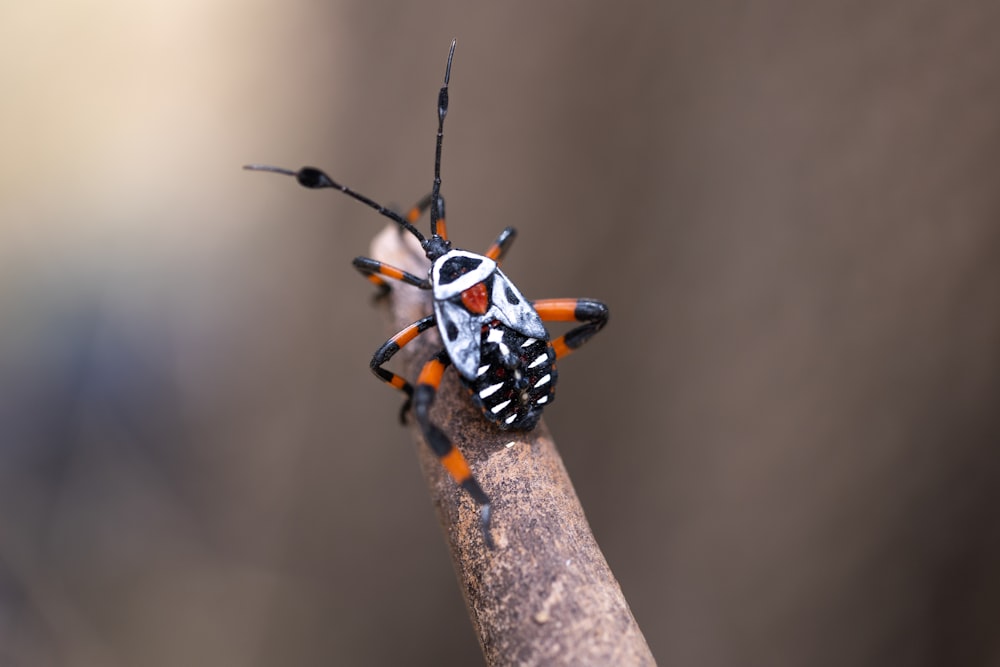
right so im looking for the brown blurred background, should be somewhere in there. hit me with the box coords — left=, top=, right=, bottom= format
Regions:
left=2, top=1, right=1000, bottom=665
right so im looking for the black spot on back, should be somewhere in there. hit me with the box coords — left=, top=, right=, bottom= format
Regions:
left=504, top=284, right=520, bottom=305
left=446, top=321, right=459, bottom=341
left=439, top=256, right=482, bottom=284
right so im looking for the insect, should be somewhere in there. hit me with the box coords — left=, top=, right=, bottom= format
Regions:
left=245, top=41, right=608, bottom=548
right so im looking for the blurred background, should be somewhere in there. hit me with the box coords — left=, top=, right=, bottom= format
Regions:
left=2, top=1, right=1000, bottom=665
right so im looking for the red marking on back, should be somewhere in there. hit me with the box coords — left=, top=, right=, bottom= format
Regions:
left=461, top=282, right=489, bottom=314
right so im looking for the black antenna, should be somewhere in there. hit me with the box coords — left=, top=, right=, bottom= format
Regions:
left=244, top=39, right=461, bottom=255
left=429, top=39, right=456, bottom=241
left=242, top=164, right=427, bottom=244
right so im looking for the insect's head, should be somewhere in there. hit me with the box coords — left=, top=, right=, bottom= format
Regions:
left=244, top=40, right=459, bottom=263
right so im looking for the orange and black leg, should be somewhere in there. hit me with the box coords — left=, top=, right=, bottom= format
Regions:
left=402, top=192, right=434, bottom=225
left=532, top=298, right=610, bottom=359
left=484, top=226, right=517, bottom=263
left=401, top=192, right=448, bottom=241
left=353, top=256, right=431, bottom=298
left=370, top=314, right=437, bottom=421
left=413, top=350, right=494, bottom=548
left=355, top=193, right=446, bottom=296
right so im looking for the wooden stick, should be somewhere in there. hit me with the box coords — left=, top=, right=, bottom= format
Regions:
left=371, top=225, right=655, bottom=666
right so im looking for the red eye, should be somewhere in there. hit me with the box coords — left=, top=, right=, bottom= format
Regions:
left=460, top=282, right=489, bottom=314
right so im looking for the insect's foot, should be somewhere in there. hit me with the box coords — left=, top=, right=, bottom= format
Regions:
left=398, top=398, right=413, bottom=424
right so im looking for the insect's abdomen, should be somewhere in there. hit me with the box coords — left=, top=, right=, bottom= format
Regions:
left=464, top=321, right=557, bottom=431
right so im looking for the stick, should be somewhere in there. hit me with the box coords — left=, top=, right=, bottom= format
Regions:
left=371, top=225, right=655, bottom=666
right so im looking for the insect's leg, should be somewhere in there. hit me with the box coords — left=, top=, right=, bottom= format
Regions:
left=483, top=227, right=517, bottom=264
left=401, top=192, right=434, bottom=224
left=399, top=192, right=450, bottom=242
left=352, top=192, right=443, bottom=296
left=413, top=350, right=495, bottom=548
left=532, top=298, right=610, bottom=359
left=370, top=315, right=436, bottom=421
left=391, top=193, right=448, bottom=264
left=353, top=256, right=431, bottom=298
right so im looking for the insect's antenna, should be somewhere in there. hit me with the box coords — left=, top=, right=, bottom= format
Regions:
left=429, top=39, right=456, bottom=240
left=243, top=164, right=427, bottom=244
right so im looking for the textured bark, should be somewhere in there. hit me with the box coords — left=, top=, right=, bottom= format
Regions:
left=371, top=225, right=655, bottom=666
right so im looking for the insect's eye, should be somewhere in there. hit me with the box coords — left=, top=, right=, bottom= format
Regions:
left=439, top=256, right=483, bottom=284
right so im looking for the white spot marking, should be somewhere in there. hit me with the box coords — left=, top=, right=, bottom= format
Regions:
left=505, top=413, right=518, bottom=425
left=479, top=382, right=505, bottom=399
left=505, top=441, right=516, bottom=448
left=521, top=337, right=537, bottom=348
left=491, top=399, right=512, bottom=414
left=536, top=395, right=548, bottom=404
left=477, top=364, right=490, bottom=377
left=528, top=353, right=548, bottom=368
left=487, top=328, right=511, bottom=356
left=534, top=374, right=551, bottom=388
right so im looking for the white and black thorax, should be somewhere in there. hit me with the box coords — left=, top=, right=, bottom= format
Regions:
left=431, top=250, right=557, bottom=430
